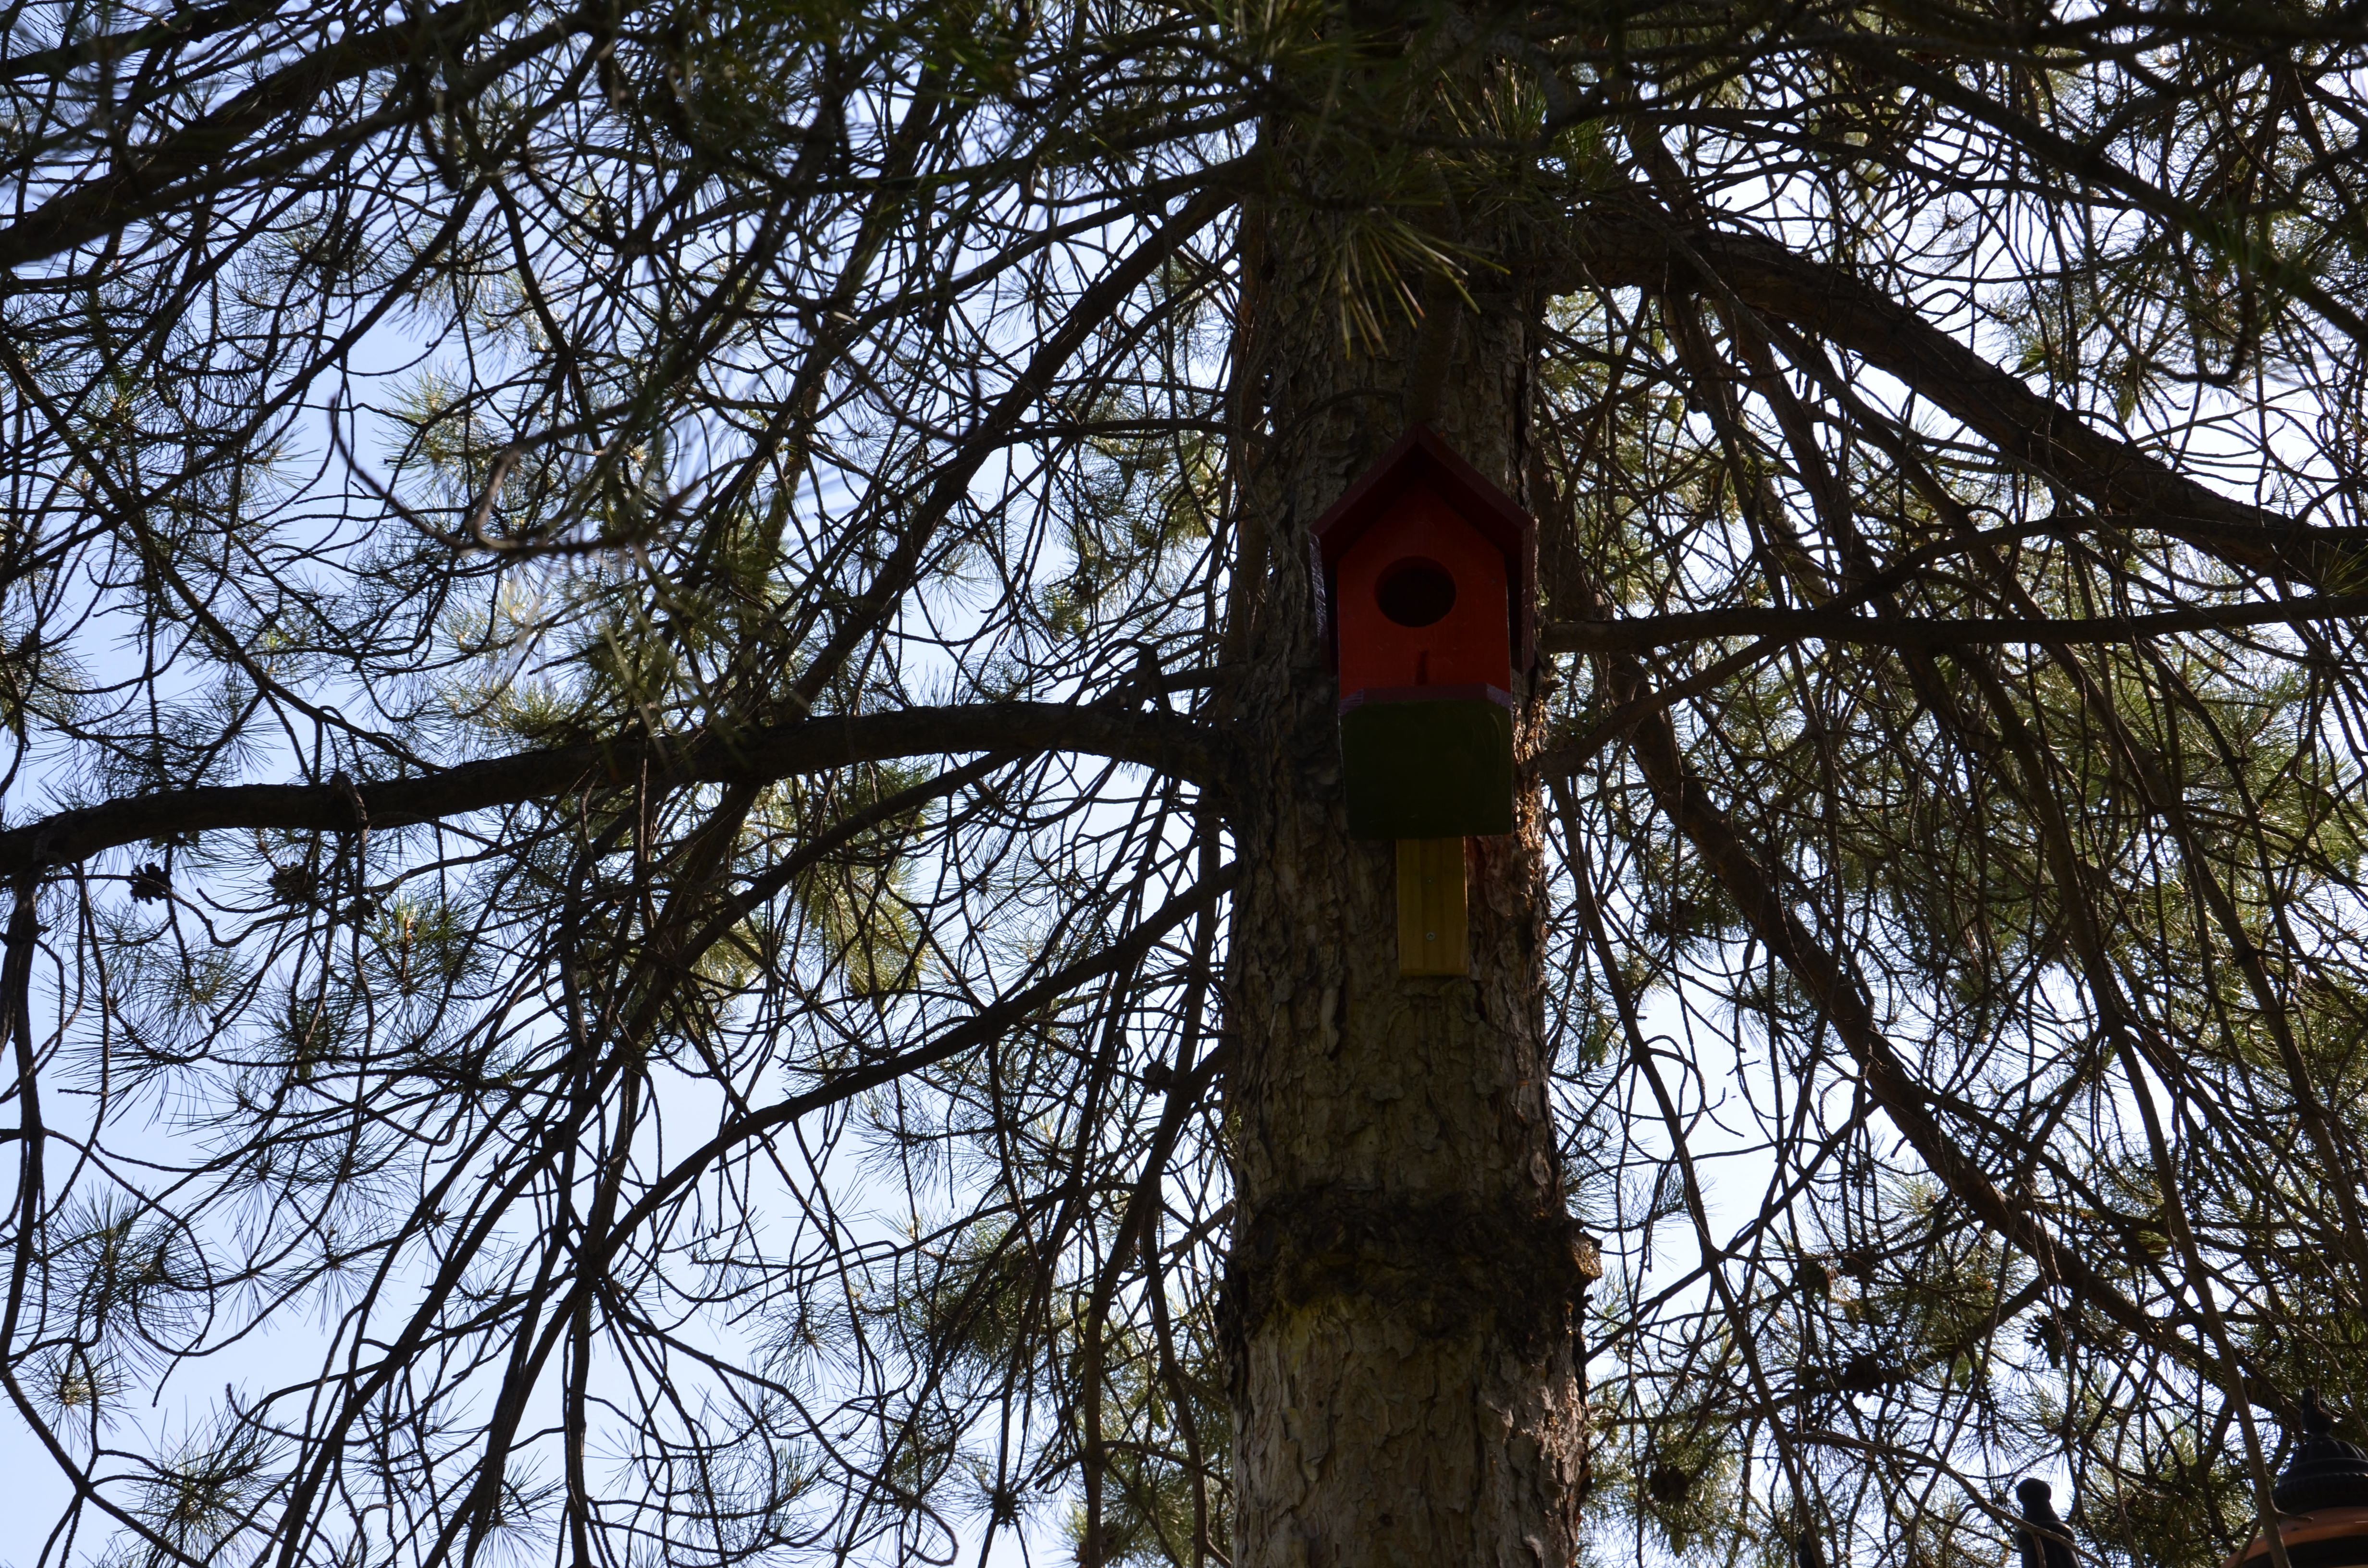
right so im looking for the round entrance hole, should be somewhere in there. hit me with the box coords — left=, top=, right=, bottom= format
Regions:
left=1374, top=558, right=1456, bottom=627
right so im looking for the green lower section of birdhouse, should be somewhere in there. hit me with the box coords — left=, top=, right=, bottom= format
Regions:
left=1339, top=696, right=1515, bottom=839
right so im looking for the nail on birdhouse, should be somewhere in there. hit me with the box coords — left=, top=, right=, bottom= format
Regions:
left=1312, top=426, right=1537, bottom=841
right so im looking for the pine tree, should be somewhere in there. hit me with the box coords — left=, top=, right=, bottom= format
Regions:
left=5, top=0, right=2368, bottom=1566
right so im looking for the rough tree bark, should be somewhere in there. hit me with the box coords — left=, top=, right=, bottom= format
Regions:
left=1218, top=51, right=1593, bottom=1567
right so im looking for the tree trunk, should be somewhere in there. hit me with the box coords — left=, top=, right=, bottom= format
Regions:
left=1220, top=121, right=1591, bottom=1566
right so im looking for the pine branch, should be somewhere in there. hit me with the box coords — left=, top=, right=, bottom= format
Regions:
left=1559, top=197, right=2368, bottom=586
left=0, top=702, right=1233, bottom=877
left=0, top=0, right=603, bottom=269
left=1541, top=594, right=2368, bottom=654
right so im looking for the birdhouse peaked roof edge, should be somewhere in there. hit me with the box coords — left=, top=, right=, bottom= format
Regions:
left=1309, top=425, right=1536, bottom=572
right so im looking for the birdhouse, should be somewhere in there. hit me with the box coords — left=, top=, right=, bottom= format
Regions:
left=1312, top=427, right=1536, bottom=841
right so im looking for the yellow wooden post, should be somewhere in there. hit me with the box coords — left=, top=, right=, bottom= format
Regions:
left=1395, top=837, right=1468, bottom=976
